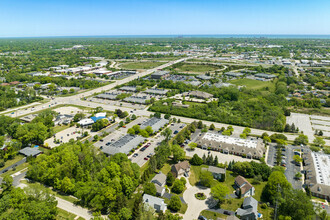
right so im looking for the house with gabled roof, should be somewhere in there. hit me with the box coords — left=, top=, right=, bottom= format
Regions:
left=235, top=175, right=255, bottom=197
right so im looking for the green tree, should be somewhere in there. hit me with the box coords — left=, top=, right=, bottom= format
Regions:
left=294, top=134, right=308, bottom=145
left=199, top=171, right=213, bottom=187
left=209, top=124, right=215, bottom=130
left=262, top=171, right=292, bottom=204
left=161, top=128, right=172, bottom=141
left=211, top=183, right=229, bottom=204
left=166, top=172, right=175, bottom=186
left=313, top=137, right=325, bottom=147
left=188, top=142, right=197, bottom=151
left=145, top=126, right=153, bottom=135
left=143, top=183, right=157, bottom=196
left=168, top=195, right=181, bottom=212
left=190, top=154, right=203, bottom=166
left=172, top=179, right=184, bottom=194
left=172, top=145, right=185, bottom=163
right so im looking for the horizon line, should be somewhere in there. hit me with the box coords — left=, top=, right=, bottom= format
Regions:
left=1, top=34, right=330, bottom=39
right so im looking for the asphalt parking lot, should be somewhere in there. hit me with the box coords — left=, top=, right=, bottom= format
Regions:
left=266, top=144, right=277, bottom=166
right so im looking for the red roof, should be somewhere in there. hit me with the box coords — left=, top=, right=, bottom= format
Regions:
left=10, top=81, right=20, bottom=85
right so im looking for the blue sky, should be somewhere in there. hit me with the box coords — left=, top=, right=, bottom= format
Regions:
left=0, top=0, right=329, bottom=37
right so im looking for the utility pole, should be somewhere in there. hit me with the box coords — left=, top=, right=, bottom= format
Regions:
left=274, top=183, right=280, bottom=220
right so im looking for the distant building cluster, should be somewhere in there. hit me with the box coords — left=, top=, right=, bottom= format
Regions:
left=197, top=132, right=265, bottom=159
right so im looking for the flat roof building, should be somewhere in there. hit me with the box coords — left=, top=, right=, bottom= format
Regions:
left=102, top=134, right=145, bottom=155
left=150, top=70, right=170, bottom=80
left=96, top=91, right=124, bottom=100
left=225, top=72, right=244, bottom=77
left=183, top=90, right=213, bottom=99
left=120, top=86, right=138, bottom=92
left=197, top=132, right=265, bottom=159
left=254, top=73, right=277, bottom=79
left=144, top=88, right=169, bottom=96
left=140, top=117, right=169, bottom=132
left=124, top=95, right=152, bottom=104
left=19, top=147, right=42, bottom=157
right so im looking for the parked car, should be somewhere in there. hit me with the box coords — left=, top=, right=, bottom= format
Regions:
left=100, top=139, right=104, bottom=142
left=144, top=157, right=149, bottom=161
left=106, top=142, right=111, bottom=146
left=133, top=153, right=138, bottom=157
left=174, top=130, right=178, bottom=134
left=198, top=216, right=207, bottom=220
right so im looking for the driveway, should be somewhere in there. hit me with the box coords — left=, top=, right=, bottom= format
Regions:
left=183, top=178, right=213, bottom=220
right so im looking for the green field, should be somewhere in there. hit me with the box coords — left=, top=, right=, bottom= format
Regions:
left=230, top=78, right=275, bottom=90
left=172, top=63, right=222, bottom=73
left=56, top=208, right=78, bottom=220
left=120, top=61, right=165, bottom=69
left=200, top=210, right=228, bottom=219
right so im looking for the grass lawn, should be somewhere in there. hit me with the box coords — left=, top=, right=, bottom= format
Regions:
left=160, top=163, right=171, bottom=175
left=220, top=197, right=244, bottom=211
left=230, top=78, right=275, bottom=91
left=120, top=61, right=165, bottom=69
left=56, top=208, right=77, bottom=220
left=200, top=210, right=228, bottom=219
left=258, top=204, right=274, bottom=220
left=53, top=124, right=71, bottom=133
left=188, top=165, right=218, bottom=187
left=171, top=63, right=222, bottom=73
left=1, top=163, right=29, bottom=177
left=24, top=181, right=79, bottom=204
left=1, top=154, right=25, bottom=170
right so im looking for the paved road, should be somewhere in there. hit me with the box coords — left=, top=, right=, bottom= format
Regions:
left=0, top=157, right=26, bottom=174
left=0, top=170, right=27, bottom=187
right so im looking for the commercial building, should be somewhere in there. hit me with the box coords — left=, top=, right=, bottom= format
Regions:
left=196, top=75, right=213, bottom=80
left=196, top=132, right=265, bottom=159
left=102, top=134, right=145, bottom=155
left=183, top=90, right=213, bottom=99
left=119, top=86, right=138, bottom=92
left=124, top=95, right=152, bottom=104
left=150, top=70, right=170, bottom=80
left=144, top=88, right=169, bottom=96
left=254, top=73, right=277, bottom=79
left=140, top=117, right=169, bottom=133
left=225, top=72, right=243, bottom=78
left=304, top=152, right=330, bottom=201
left=78, top=118, right=95, bottom=127
left=96, top=91, right=125, bottom=100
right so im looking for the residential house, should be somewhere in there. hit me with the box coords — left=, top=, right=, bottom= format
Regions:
left=142, top=194, right=167, bottom=213
left=151, top=172, right=167, bottom=187
left=235, top=175, right=255, bottom=197
left=203, top=166, right=226, bottom=181
left=236, top=197, right=258, bottom=220
left=171, top=161, right=190, bottom=178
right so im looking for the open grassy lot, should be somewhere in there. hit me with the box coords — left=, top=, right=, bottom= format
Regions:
left=171, top=63, right=222, bottom=73
left=56, top=208, right=77, bottom=220
left=1, top=154, right=25, bottom=170
left=230, top=78, right=275, bottom=91
left=53, top=124, right=71, bottom=133
left=200, top=210, right=228, bottom=219
left=189, top=165, right=220, bottom=187
left=120, top=61, right=165, bottom=69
